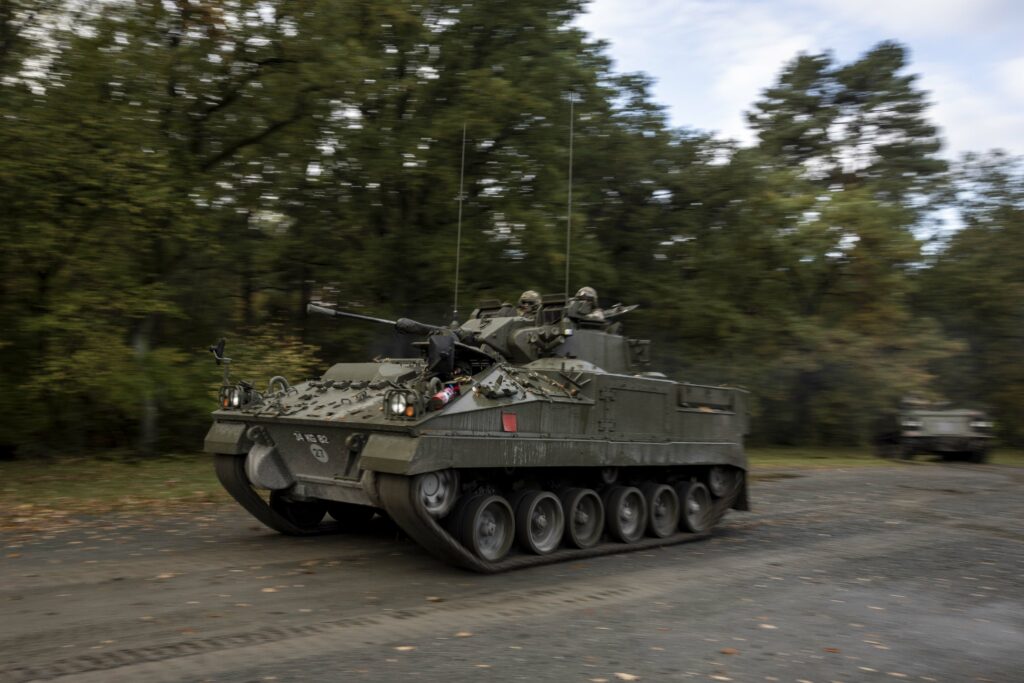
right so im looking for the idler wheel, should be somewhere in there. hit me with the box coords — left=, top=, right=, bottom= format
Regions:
left=459, top=494, right=515, bottom=562
left=269, top=492, right=326, bottom=532
left=604, top=486, right=647, bottom=544
left=707, top=466, right=738, bottom=498
left=675, top=481, right=712, bottom=533
left=641, top=483, right=679, bottom=538
left=514, top=491, right=565, bottom=555
left=559, top=488, right=604, bottom=549
left=414, top=469, right=459, bottom=518
left=326, top=501, right=376, bottom=530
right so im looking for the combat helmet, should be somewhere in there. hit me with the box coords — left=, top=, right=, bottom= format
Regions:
left=517, top=290, right=542, bottom=315
left=575, top=286, right=598, bottom=305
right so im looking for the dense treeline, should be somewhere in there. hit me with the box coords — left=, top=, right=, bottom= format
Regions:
left=1, top=1, right=1021, bottom=456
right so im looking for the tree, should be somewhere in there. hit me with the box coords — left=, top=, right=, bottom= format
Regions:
left=681, top=41, right=957, bottom=444
left=922, top=152, right=1024, bottom=444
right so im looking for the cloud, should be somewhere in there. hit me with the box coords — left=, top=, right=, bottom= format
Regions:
left=996, top=56, right=1024, bottom=104
left=578, top=0, right=816, bottom=142
left=798, top=0, right=1019, bottom=37
left=579, top=0, right=1024, bottom=157
left=919, top=64, right=1024, bottom=157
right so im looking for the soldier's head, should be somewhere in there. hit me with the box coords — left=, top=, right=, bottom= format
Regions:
left=575, top=286, right=598, bottom=306
left=517, top=290, right=541, bottom=316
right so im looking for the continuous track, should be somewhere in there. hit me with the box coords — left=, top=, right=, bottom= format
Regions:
left=378, top=474, right=739, bottom=573
left=215, top=454, right=740, bottom=573
left=214, top=454, right=316, bottom=536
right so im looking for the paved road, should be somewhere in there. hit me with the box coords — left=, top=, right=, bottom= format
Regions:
left=2, top=463, right=1022, bottom=683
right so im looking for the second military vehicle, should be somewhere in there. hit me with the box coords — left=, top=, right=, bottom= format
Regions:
left=876, top=399, right=994, bottom=463
left=204, top=292, right=750, bottom=572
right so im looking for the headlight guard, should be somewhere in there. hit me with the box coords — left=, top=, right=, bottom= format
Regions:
left=384, top=389, right=419, bottom=419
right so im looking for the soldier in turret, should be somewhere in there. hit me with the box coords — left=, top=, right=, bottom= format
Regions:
left=516, top=290, right=542, bottom=320
left=566, top=286, right=605, bottom=322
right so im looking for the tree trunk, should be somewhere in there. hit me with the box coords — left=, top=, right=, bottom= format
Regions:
left=133, top=315, right=159, bottom=457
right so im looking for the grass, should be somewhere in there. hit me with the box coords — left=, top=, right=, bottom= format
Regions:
left=748, top=446, right=1024, bottom=469
left=0, top=454, right=226, bottom=533
left=748, top=447, right=893, bottom=470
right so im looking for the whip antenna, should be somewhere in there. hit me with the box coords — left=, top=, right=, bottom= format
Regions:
left=565, top=92, right=575, bottom=302
left=452, top=122, right=467, bottom=325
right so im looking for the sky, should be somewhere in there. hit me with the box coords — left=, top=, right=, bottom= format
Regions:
left=578, top=0, right=1024, bottom=159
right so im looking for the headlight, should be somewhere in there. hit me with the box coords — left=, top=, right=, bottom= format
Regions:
left=385, top=390, right=417, bottom=418
left=219, top=385, right=249, bottom=410
left=970, top=420, right=993, bottom=429
left=901, top=420, right=922, bottom=429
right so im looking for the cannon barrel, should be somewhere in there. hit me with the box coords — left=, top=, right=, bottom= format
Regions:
left=307, top=303, right=442, bottom=336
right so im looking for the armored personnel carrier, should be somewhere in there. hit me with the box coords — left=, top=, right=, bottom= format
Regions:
left=876, top=398, right=994, bottom=463
left=204, top=294, right=750, bottom=572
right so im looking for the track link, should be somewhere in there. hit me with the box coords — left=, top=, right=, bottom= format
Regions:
left=217, top=454, right=740, bottom=571
left=378, top=473, right=738, bottom=573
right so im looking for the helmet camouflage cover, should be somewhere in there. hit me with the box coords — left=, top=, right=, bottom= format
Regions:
left=575, top=286, right=598, bottom=304
left=518, top=290, right=541, bottom=312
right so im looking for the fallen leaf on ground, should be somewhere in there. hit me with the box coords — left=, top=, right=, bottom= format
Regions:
left=720, top=647, right=738, bottom=655
left=455, top=631, right=473, bottom=637
left=261, top=587, right=278, bottom=593
left=394, top=645, right=416, bottom=652
left=426, top=596, right=443, bottom=602
left=758, top=624, right=777, bottom=630
left=614, top=674, right=640, bottom=681
left=823, top=647, right=841, bottom=653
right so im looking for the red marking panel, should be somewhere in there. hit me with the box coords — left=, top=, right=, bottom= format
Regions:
left=501, top=412, right=518, bottom=433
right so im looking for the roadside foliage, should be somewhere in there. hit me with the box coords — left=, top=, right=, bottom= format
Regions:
left=0, top=1, right=1021, bottom=454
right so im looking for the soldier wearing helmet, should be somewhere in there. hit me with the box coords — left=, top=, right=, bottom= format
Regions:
left=567, top=286, right=605, bottom=322
left=516, top=290, right=542, bottom=320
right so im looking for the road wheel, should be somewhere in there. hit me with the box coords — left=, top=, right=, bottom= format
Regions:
left=560, top=488, right=604, bottom=549
left=675, top=481, right=712, bottom=533
left=899, top=445, right=914, bottom=460
left=459, top=494, right=515, bottom=562
left=269, top=492, right=326, bottom=531
left=641, top=483, right=679, bottom=538
left=514, top=491, right=564, bottom=555
left=707, top=466, right=738, bottom=498
left=604, top=486, right=647, bottom=543
left=414, top=469, right=459, bottom=518
left=326, top=502, right=376, bottom=530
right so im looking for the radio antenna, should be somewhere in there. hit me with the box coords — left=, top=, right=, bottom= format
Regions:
left=452, top=122, right=467, bottom=325
left=564, top=92, right=575, bottom=302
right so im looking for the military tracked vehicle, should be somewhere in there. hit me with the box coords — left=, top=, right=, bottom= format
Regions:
left=876, top=399, right=994, bottom=463
left=204, top=293, right=750, bottom=572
